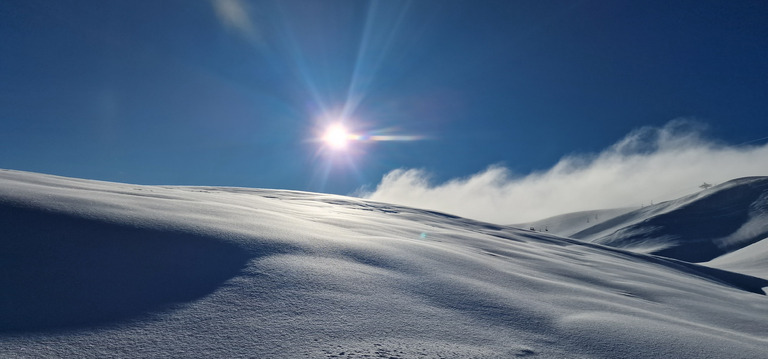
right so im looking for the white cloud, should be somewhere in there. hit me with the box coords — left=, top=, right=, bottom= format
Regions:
left=361, top=120, right=768, bottom=224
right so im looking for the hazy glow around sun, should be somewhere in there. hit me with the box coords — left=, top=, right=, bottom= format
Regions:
left=323, top=124, right=350, bottom=149
left=312, top=115, right=423, bottom=161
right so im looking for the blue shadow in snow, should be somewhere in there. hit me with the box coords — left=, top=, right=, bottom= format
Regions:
left=0, top=203, right=256, bottom=333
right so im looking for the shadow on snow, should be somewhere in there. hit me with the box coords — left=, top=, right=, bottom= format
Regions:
left=0, top=203, right=255, bottom=333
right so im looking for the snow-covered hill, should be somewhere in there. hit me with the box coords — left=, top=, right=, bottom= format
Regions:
left=513, top=207, right=635, bottom=238
left=520, top=178, right=768, bottom=270
left=704, top=237, right=768, bottom=279
left=1, top=170, right=767, bottom=358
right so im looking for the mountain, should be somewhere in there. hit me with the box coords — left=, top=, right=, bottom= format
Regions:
left=514, top=207, right=635, bottom=238
left=519, top=177, right=768, bottom=268
left=1, top=169, right=767, bottom=358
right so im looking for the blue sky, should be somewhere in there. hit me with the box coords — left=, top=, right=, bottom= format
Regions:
left=2, top=0, right=767, bottom=199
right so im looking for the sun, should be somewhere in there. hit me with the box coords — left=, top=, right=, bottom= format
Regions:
left=322, top=124, right=351, bottom=150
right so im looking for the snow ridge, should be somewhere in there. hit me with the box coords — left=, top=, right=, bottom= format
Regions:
left=524, top=177, right=768, bottom=268
left=2, top=170, right=767, bottom=358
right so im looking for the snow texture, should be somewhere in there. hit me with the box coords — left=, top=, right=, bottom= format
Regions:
left=1, top=169, right=767, bottom=358
left=524, top=177, right=768, bottom=264
left=513, top=208, right=635, bottom=238
left=705, top=237, right=768, bottom=279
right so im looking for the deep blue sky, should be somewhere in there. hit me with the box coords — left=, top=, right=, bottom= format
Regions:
left=2, top=0, right=767, bottom=194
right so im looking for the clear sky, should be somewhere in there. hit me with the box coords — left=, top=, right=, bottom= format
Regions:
left=2, top=0, right=767, bottom=199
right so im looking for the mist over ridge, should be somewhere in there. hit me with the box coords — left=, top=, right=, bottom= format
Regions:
left=364, top=120, right=768, bottom=223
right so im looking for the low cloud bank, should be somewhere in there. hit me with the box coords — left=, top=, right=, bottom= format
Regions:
left=361, top=120, right=768, bottom=223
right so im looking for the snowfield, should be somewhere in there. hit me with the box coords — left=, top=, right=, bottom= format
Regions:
left=1, top=170, right=767, bottom=358
left=520, top=177, right=768, bottom=269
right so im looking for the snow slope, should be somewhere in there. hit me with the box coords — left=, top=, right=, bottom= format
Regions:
left=704, top=237, right=768, bottom=279
left=1, top=170, right=767, bottom=358
left=513, top=208, right=635, bottom=238
left=538, top=177, right=768, bottom=263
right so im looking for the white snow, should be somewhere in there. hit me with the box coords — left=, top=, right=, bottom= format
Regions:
left=527, top=177, right=768, bottom=263
left=513, top=207, right=635, bottom=237
left=704, top=237, right=768, bottom=279
left=1, top=169, right=767, bottom=358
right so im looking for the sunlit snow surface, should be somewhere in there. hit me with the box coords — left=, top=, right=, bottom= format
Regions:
left=705, top=237, right=768, bottom=279
left=521, top=177, right=768, bottom=266
left=1, top=170, right=767, bottom=358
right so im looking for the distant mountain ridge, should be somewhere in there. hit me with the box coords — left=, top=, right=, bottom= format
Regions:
left=522, top=177, right=768, bottom=273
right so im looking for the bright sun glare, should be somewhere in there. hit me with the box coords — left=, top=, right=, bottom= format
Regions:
left=323, top=124, right=350, bottom=150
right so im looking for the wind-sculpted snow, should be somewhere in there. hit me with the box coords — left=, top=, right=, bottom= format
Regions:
left=530, top=177, right=768, bottom=264
left=1, top=170, right=767, bottom=358
left=705, top=237, right=768, bottom=279
left=513, top=208, right=635, bottom=238
left=0, top=204, right=254, bottom=332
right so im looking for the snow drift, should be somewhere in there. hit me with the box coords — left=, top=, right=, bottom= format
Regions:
left=1, top=169, right=767, bottom=358
left=523, top=177, right=768, bottom=266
